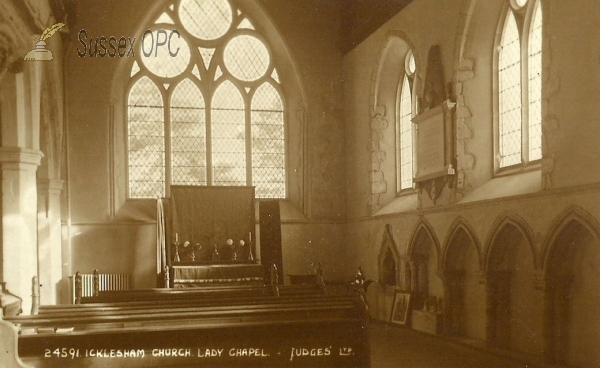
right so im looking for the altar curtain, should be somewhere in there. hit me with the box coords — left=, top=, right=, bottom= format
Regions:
left=169, top=186, right=255, bottom=252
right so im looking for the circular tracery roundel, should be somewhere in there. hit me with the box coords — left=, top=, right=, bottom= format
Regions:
left=223, top=35, right=270, bottom=82
left=140, top=28, right=191, bottom=78
left=179, top=0, right=233, bottom=41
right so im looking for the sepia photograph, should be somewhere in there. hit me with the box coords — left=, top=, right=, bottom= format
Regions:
left=390, top=291, right=411, bottom=325
left=0, top=0, right=598, bottom=367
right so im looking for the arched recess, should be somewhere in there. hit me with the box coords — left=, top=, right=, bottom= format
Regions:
left=109, top=0, right=307, bottom=215
left=367, top=31, right=421, bottom=213
left=442, top=217, right=485, bottom=341
left=541, top=207, right=600, bottom=367
left=377, top=224, right=400, bottom=287
left=406, top=218, right=442, bottom=308
left=484, top=212, right=539, bottom=354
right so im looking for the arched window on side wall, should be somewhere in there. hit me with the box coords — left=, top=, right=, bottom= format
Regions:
left=127, top=0, right=286, bottom=199
left=396, top=50, right=417, bottom=192
left=497, top=0, right=543, bottom=169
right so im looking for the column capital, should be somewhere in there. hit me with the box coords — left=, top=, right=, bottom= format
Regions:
left=37, top=178, right=64, bottom=194
left=0, top=147, right=43, bottom=167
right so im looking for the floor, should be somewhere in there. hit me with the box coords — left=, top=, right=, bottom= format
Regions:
left=369, top=322, right=550, bottom=368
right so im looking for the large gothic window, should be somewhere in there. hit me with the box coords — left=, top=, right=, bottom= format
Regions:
left=127, top=0, right=286, bottom=199
left=497, top=0, right=543, bottom=169
left=396, top=51, right=416, bottom=192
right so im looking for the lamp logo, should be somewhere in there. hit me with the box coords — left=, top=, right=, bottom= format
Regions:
left=24, top=23, right=65, bottom=61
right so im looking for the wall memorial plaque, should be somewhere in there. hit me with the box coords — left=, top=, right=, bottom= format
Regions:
left=414, top=105, right=446, bottom=180
left=413, top=100, right=456, bottom=205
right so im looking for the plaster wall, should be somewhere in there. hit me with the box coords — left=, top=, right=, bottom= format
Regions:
left=344, top=0, right=600, bottom=218
left=343, top=1, right=600, bottom=354
left=542, top=0, right=600, bottom=188
left=343, top=0, right=461, bottom=219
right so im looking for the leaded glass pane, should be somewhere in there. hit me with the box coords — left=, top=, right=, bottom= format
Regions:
left=223, top=35, right=270, bottom=82
left=398, top=75, right=413, bottom=190
left=199, top=48, right=215, bottom=70
left=252, top=83, right=285, bottom=198
left=238, top=18, right=255, bottom=30
left=128, top=77, right=165, bottom=198
left=499, top=12, right=522, bottom=167
left=131, top=61, right=140, bottom=77
left=171, top=79, right=207, bottom=185
left=211, top=81, right=246, bottom=185
left=155, top=12, right=175, bottom=25
left=140, top=28, right=190, bottom=78
left=179, top=0, right=232, bottom=41
left=528, top=3, right=542, bottom=161
left=407, top=53, right=416, bottom=75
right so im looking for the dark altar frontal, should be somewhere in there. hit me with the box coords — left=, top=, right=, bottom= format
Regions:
left=163, top=186, right=262, bottom=288
left=172, top=262, right=263, bottom=288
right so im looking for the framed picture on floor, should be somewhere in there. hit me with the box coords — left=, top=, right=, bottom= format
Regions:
left=390, top=291, right=411, bottom=325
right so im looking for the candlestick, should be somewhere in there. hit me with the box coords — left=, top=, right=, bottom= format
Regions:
left=249, top=232, right=252, bottom=243
left=175, top=233, right=179, bottom=243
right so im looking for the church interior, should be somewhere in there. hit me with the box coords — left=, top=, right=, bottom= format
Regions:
left=1, top=0, right=600, bottom=367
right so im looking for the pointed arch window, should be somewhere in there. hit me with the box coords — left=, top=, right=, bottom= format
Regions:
left=497, top=0, right=543, bottom=169
left=396, top=51, right=416, bottom=192
left=127, top=0, right=286, bottom=199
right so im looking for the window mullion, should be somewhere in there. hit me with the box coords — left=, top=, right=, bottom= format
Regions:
left=245, top=92, right=252, bottom=186
left=206, top=97, right=213, bottom=185
left=521, top=32, right=530, bottom=165
left=164, top=89, right=172, bottom=197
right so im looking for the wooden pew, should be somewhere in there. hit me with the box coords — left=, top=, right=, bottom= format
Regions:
left=7, top=297, right=358, bottom=330
left=5, top=293, right=370, bottom=367
left=3, top=265, right=369, bottom=367
left=37, top=295, right=353, bottom=318
left=70, top=284, right=323, bottom=304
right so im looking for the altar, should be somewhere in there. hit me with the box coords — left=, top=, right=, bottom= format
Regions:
left=158, top=186, right=263, bottom=288
left=172, top=262, right=263, bottom=287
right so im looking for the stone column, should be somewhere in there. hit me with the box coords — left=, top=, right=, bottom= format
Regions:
left=484, top=274, right=496, bottom=348
left=402, top=258, right=412, bottom=290
left=552, top=278, right=572, bottom=365
left=534, top=273, right=555, bottom=364
left=0, top=61, right=44, bottom=314
left=409, top=260, right=418, bottom=292
left=37, top=178, right=64, bottom=305
left=441, top=272, right=456, bottom=335
left=0, top=147, right=43, bottom=314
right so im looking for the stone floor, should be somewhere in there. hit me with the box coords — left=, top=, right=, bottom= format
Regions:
left=369, top=322, right=550, bottom=368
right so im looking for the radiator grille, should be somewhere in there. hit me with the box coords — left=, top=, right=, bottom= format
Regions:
left=71, top=273, right=130, bottom=303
